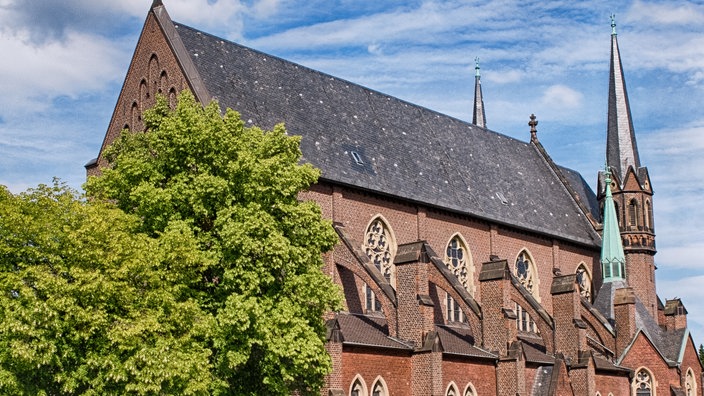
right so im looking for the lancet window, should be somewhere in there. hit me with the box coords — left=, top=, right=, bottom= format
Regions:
left=515, top=303, right=538, bottom=333
left=628, top=199, right=639, bottom=228
left=446, top=383, right=458, bottom=396
left=364, top=283, right=382, bottom=313
left=446, top=292, right=466, bottom=324
left=371, top=378, right=387, bottom=396
left=464, top=384, right=476, bottom=396
left=686, top=368, right=697, bottom=396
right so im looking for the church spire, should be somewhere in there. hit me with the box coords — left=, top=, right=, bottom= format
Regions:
left=606, top=14, right=640, bottom=180
left=600, top=167, right=626, bottom=282
left=472, top=57, right=487, bottom=128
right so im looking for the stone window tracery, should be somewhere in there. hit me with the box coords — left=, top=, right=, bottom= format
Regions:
left=445, top=235, right=474, bottom=295
left=515, top=251, right=539, bottom=299
left=576, top=264, right=592, bottom=301
left=363, top=217, right=396, bottom=286
left=633, top=368, right=653, bottom=396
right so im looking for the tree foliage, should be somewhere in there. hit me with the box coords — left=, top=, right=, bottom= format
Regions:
left=84, top=91, right=340, bottom=394
left=0, top=182, right=213, bottom=395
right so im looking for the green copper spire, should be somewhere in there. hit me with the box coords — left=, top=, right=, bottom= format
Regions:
left=610, top=14, right=617, bottom=35
left=601, top=166, right=626, bottom=281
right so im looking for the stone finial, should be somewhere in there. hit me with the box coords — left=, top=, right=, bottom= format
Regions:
left=610, top=14, right=617, bottom=35
left=529, top=114, right=538, bottom=142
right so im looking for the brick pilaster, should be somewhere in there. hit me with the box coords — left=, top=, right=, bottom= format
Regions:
left=614, top=287, right=637, bottom=356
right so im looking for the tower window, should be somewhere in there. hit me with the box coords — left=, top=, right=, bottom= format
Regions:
left=628, top=199, right=639, bottom=228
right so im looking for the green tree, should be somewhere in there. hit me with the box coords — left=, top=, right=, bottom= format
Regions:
left=0, top=182, right=213, bottom=395
left=699, top=344, right=704, bottom=367
left=85, top=91, right=340, bottom=395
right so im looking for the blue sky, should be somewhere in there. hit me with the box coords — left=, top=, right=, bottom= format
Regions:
left=2, top=0, right=704, bottom=339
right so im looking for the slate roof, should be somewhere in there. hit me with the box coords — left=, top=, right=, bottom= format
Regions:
left=334, top=313, right=412, bottom=350
left=172, top=21, right=601, bottom=247
left=435, top=325, right=496, bottom=359
left=596, top=282, right=691, bottom=367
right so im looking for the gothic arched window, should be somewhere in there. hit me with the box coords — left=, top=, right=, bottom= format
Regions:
left=463, top=383, right=477, bottom=396
left=349, top=375, right=366, bottom=396
left=363, top=217, right=396, bottom=287
left=576, top=264, right=592, bottom=302
left=371, top=377, right=387, bottom=396
left=515, top=250, right=539, bottom=300
left=445, top=234, right=474, bottom=295
left=646, top=200, right=653, bottom=230
left=633, top=368, right=653, bottom=396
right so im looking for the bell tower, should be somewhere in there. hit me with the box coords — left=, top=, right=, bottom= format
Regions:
left=598, top=15, right=657, bottom=319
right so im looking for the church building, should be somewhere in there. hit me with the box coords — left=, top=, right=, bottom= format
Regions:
left=88, top=2, right=703, bottom=395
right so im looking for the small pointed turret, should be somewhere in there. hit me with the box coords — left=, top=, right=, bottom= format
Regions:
left=472, top=57, right=487, bottom=128
left=601, top=167, right=626, bottom=282
left=607, top=14, right=640, bottom=179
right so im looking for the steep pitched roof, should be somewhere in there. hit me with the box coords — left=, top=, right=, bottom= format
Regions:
left=332, top=312, right=412, bottom=350
left=472, top=59, right=486, bottom=128
left=434, top=325, right=496, bottom=359
left=167, top=20, right=601, bottom=247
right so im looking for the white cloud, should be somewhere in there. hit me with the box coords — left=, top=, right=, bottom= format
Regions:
left=541, top=85, right=583, bottom=109
left=627, top=0, right=704, bottom=25
left=0, top=29, right=130, bottom=117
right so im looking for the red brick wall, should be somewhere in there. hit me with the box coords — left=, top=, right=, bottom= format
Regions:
left=442, top=356, right=496, bottom=396
left=341, top=346, right=412, bottom=395
left=619, top=333, right=679, bottom=393
left=91, top=10, right=190, bottom=175
left=680, top=336, right=703, bottom=394
left=594, top=372, right=630, bottom=396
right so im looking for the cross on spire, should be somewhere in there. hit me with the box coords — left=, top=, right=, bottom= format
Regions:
left=529, top=114, right=538, bottom=142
